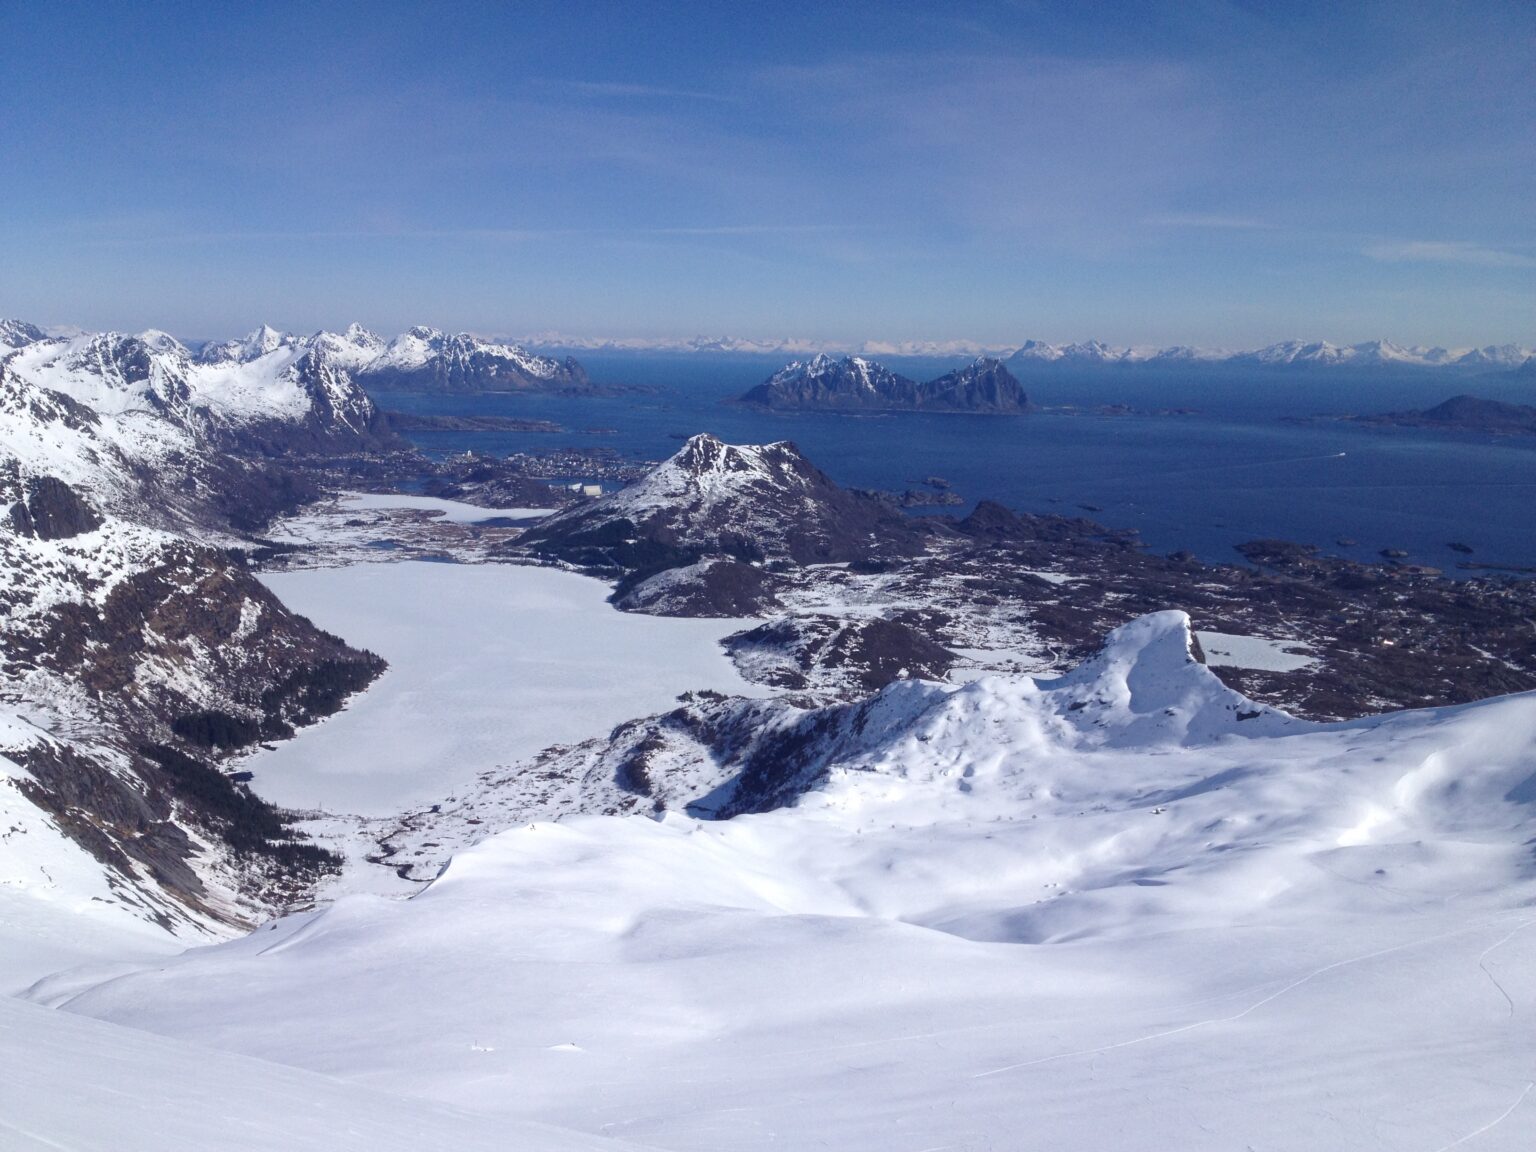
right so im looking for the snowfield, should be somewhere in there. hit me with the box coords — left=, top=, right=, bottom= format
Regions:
left=1195, top=628, right=1318, bottom=671
left=0, top=996, right=647, bottom=1152
left=332, top=490, right=550, bottom=523
left=246, top=562, right=769, bottom=815
left=32, top=613, right=1536, bottom=1151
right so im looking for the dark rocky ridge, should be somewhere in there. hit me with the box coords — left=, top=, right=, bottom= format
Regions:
left=8, top=475, right=103, bottom=540
left=741, top=355, right=1029, bottom=413
left=614, top=558, right=787, bottom=617
left=725, top=615, right=957, bottom=693
left=2, top=522, right=386, bottom=923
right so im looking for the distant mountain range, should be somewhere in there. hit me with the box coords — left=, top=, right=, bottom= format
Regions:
left=517, top=329, right=1534, bottom=374
left=1007, top=338, right=1535, bottom=373
left=740, top=355, right=1029, bottom=413
left=5, top=320, right=592, bottom=397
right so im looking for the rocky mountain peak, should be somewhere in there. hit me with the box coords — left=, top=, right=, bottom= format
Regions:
left=745, top=353, right=1025, bottom=413
left=519, top=435, right=924, bottom=603
left=0, top=318, right=49, bottom=351
left=921, top=357, right=1028, bottom=412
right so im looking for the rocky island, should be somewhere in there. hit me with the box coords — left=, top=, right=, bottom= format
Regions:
left=1355, top=393, right=1536, bottom=436
left=739, top=353, right=1030, bottom=413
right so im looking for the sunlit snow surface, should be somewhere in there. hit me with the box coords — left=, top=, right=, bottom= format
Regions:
left=332, top=490, right=550, bottom=523
left=0, top=996, right=645, bottom=1152
left=1195, top=628, right=1318, bottom=672
left=246, top=562, right=768, bottom=815
left=37, top=613, right=1536, bottom=1151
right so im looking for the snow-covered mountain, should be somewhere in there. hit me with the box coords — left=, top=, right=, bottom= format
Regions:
left=519, top=433, right=924, bottom=607
left=0, top=321, right=393, bottom=944
left=343, top=326, right=589, bottom=392
left=34, top=610, right=1536, bottom=1151
left=741, top=353, right=923, bottom=408
left=2, top=326, right=392, bottom=488
left=741, top=354, right=1029, bottom=412
left=1007, top=337, right=1536, bottom=372
left=131, top=321, right=589, bottom=394
left=921, top=356, right=1030, bottom=410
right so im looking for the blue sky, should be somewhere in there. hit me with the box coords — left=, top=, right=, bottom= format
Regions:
left=2, top=1, right=1532, bottom=346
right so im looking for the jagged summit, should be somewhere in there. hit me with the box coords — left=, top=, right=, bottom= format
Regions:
left=197, top=324, right=295, bottom=365
left=921, top=356, right=1028, bottom=411
left=1, top=320, right=587, bottom=454
left=0, top=318, right=49, bottom=352
left=361, top=327, right=588, bottom=392
left=0, top=326, right=392, bottom=526
left=183, top=323, right=591, bottom=393
left=742, top=354, right=920, bottom=409
left=742, top=354, right=1028, bottom=412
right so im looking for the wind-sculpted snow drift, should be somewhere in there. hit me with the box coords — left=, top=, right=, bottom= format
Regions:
left=38, top=612, right=1536, bottom=1151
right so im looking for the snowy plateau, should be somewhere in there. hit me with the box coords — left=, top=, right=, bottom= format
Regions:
left=1, top=321, right=1535, bottom=1151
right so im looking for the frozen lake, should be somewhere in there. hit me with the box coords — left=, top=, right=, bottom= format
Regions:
left=250, top=562, right=766, bottom=817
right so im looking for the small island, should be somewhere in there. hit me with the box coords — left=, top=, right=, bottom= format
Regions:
left=1355, top=394, right=1536, bottom=436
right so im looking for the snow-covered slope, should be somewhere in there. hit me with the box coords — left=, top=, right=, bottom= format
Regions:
left=39, top=611, right=1536, bottom=1150
left=1, top=995, right=649, bottom=1152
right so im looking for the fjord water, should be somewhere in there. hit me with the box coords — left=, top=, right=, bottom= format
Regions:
left=387, top=355, right=1536, bottom=573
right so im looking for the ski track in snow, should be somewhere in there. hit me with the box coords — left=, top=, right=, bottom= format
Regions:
left=972, top=915, right=1529, bottom=1080
left=1430, top=1082, right=1534, bottom=1152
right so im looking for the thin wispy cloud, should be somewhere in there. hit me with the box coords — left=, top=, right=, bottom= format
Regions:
left=1363, top=240, right=1536, bottom=270
left=74, top=223, right=859, bottom=247
left=544, top=79, right=736, bottom=104
left=1146, top=213, right=1270, bottom=230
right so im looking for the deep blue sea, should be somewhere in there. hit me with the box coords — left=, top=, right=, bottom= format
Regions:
left=384, top=355, right=1536, bottom=574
